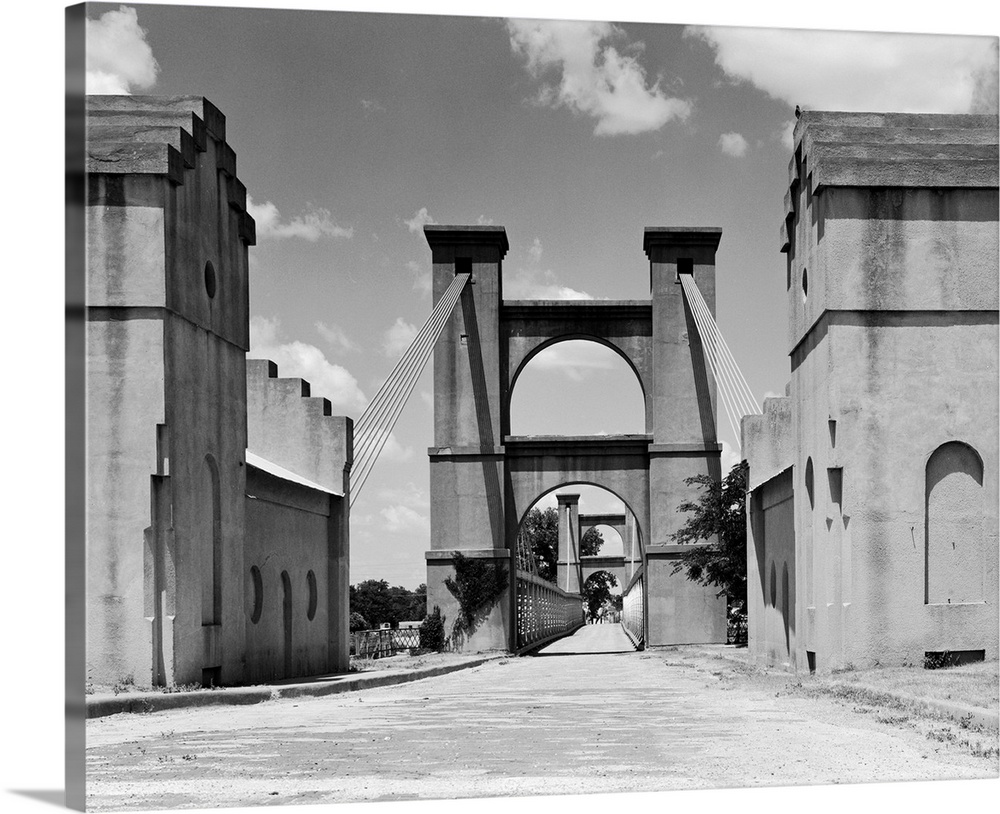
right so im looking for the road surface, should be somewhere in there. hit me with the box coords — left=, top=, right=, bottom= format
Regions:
left=86, top=625, right=995, bottom=809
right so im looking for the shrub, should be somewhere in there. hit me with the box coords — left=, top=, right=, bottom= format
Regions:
left=419, top=605, right=446, bottom=651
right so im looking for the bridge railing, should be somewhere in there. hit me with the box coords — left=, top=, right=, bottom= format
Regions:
left=350, top=627, right=421, bottom=659
left=515, top=569, right=585, bottom=652
left=621, top=567, right=644, bottom=649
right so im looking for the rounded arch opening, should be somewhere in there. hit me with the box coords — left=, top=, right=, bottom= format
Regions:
left=514, top=482, right=642, bottom=587
left=579, top=523, right=625, bottom=557
left=249, top=565, right=263, bottom=624
left=582, top=570, right=623, bottom=622
left=509, top=338, right=646, bottom=437
left=306, top=570, right=318, bottom=621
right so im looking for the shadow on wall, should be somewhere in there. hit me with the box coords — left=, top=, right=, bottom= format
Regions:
left=445, top=552, right=509, bottom=647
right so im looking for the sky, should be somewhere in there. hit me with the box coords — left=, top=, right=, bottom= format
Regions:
left=1, top=2, right=997, bottom=813
left=79, top=1, right=998, bottom=590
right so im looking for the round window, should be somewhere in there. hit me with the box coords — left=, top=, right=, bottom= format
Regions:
left=204, top=261, right=217, bottom=299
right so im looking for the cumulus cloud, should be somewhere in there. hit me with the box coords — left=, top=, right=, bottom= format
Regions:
left=528, top=238, right=544, bottom=263
left=380, top=504, right=428, bottom=534
left=359, top=428, right=413, bottom=463
left=526, top=340, right=618, bottom=382
left=404, top=207, right=436, bottom=233
left=360, top=99, right=385, bottom=113
left=762, top=389, right=785, bottom=400
left=315, top=321, right=361, bottom=354
left=378, top=483, right=429, bottom=511
left=688, top=26, right=999, bottom=114
left=249, top=316, right=367, bottom=413
left=719, top=132, right=749, bottom=157
left=382, top=317, right=418, bottom=358
left=721, top=440, right=741, bottom=474
left=246, top=196, right=353, bottom=241
left=506, top=19, right=692, bottom=135
left=407, top=260, right=432, bottom=297
left=378, top=482, right=430, bottom=532
left=86, top=5, right=159, bottom=94
left=777, top=120, right=796, bottom=150
left=505, top=267, right=595, bottom=300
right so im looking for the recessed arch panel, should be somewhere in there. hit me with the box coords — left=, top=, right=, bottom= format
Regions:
left=501, top=300, right=654, bottom=435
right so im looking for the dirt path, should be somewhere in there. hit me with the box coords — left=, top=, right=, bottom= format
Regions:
left=86, top=627, right=997, bottom=810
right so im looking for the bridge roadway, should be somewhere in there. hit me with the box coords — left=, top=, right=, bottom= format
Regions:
left=86, top=625, right=990, bottom=809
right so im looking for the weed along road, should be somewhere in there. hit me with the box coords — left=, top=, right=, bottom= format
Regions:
left=86, top=626, right=996, bottom=809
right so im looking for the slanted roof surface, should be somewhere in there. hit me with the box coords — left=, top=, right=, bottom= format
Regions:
left=245, top=450, right=342, bottom=496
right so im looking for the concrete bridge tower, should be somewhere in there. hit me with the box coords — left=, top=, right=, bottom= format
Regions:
left=424, top=225, right=729, bottom=652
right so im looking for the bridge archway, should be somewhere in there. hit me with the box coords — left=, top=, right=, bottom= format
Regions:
left=508, top=338, right=646, bottom=436
left=582, top=570, right=623, bottom=622
left=424, top=225, right=729, bottom=652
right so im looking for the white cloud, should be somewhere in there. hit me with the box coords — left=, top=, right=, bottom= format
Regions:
left=420, top=391, right=433, bottom=410
left=86, top=6, right=159, bottom=94
left=527, top=238, right=544, bottom=263
left=315, top=321, right=361, bottom=354
left=721, top=440, right=741, bottom=474
left=778, top=120, right=796, bottom=150
left=378, top=432, right=414, bottom=463
left=506, top=19, right=692, bottom=136
left=380, top=504, right=428, bottom=534
left=476, top=215, right=496, bottom=225
left=405, top=207, right=436, bottom=234
left=382, top=317, right=418, bottom=358
left=527, top=340, right=618, bottom=382
left=718, top=132, right=749, bottom=157
left=378, top=483, right=429, bottom=511
left=249, top=316, right=367, bottom=413
left=407, top=260, right=432, bottom=297
left=246, top=196, right=353, bottom=241
left=361, top=99, right=385, bottom=113
left=505, top=267, right=595, bottom=300
left=688, top=27, right=999, bottom=114
left=762, top=390, right=785, bottom=400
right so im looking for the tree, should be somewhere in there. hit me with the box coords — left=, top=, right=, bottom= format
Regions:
left=671, top=461, right=748, bottom=643
left=582, top=571, right=618, bottom=620
left=350, top=580, right=426, bottom=628
left=349, top=612, right=370, bottom=632
left=517, top=507, right=558, bottom=581
left=580, top=526, right=604, bottom=556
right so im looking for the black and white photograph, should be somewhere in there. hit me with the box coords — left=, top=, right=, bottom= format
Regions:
left=3, top=1, right=1000, bottom=813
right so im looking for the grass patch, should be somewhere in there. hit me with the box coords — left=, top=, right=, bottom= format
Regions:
left=831, top=659, right=998, bottom=711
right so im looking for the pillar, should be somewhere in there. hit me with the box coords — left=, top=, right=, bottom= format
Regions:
left=556, top=494, right=582, bottom=594
left=424, top=225, right=511, bottom=651
left=643, top=227, right=728, bottom=645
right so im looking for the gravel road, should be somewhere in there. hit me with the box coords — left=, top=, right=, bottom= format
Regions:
left=86, top=625, right=996, bottom=809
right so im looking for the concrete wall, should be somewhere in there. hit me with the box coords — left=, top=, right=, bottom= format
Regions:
left=85, top=95, right=353, bottom=687
left=245, top=358, right=353, bottom=674
left=244, top=467, right=342, bottom=682
left=746, top=470, right=797, bottom=668
left=749, top=111, right=1000, bottom=672
left=86, top=96, right=253, bottom=687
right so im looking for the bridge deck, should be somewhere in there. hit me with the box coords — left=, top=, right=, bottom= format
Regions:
left=533, top=623, right=636, bottom=656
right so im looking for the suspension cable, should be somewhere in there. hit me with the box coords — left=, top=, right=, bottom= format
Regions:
left=350, top=273, right=470, bottom=505
left=678, top=274, right=761, bottom=449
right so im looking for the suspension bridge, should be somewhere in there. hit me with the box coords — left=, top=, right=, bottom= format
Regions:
left=350, top=225, right=759, bottom=653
